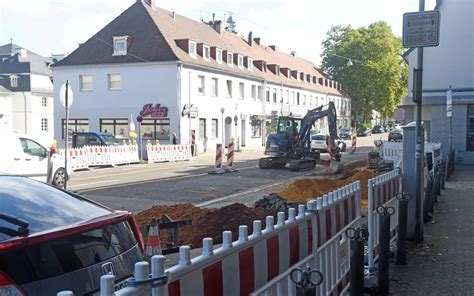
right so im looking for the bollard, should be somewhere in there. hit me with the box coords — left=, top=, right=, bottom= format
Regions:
left=423, top=174, right=434, bottom=222
left=57, top=292, right=74, bottom=296
left=441, top=160, right=446, bottom=189
left=346, top=227, right=368, bottom=296
left=151, top=255, right=166, bottom=296
left=289, top=266, right=323, bottom=296
left=396, top=192, right=412, bottom=265
left=377, top=205, right=395, bottom=295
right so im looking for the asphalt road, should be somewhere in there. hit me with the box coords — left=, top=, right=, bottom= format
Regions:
left=71, top=133, right=387, bottom=212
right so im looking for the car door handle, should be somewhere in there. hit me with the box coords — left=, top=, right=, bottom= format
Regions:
left=25, top=158, right=32, bottom=161
left=13, top=157, right=20, bottom=161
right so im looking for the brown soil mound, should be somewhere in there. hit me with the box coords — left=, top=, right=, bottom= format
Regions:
left=135, top=203, right=277, bottom=249
left=278, top=169, right=375, bottom=208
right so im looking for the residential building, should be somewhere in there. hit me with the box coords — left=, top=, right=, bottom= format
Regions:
left=0, top=43, right=54, bottom=145
left=52, top=0, right=350, bottom=151
left=401, top=0, right=474, bottom=163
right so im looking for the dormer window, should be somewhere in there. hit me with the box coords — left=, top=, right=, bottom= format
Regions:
left=313, top=76, right=317, bottom=84
left=203, top=45, right=211, bottom=60
left=300, top=72, right=305, bottom=81
left=227, top=52, right=233, bottom=66
left=10, top=75, right=19, bottom=88
left=189, top=41, right=197, bottom=58
left=306, top=74, right=311, bottom=82
left=113, top=36, right=128, bottom=56
left=238, top=55, right=244, bottom=69
left=247, top=57, right=253, bottom=71
left=216, top=48, right=223, bottom=63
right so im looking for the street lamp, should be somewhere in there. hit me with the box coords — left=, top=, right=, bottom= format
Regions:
left=220, top=107, right=225, bottom=145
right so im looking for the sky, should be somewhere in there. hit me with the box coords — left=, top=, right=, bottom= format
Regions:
left=0, top=0, right=436, bottom=66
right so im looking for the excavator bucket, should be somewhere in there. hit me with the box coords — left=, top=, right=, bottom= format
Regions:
left=327, top=160, right=344, bottom=174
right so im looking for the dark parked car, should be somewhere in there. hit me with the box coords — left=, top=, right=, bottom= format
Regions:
left=388, top=129, right=403, bottom=142
left=339, top=127, right=352, bottom=140
left=357, top=127, right=372, bottom=137
left=72, top=132, right=120, bottom=148
left=0, top=176, right=144, bottom=295
left=372, top=125, right=384, bottom=134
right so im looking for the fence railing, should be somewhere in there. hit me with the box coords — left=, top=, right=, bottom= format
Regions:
left=381, top=141, right=443, bottom=171
left=367, top=169, right=401, bottom=271
left=146, top=145, right=192, bottom=163
left=58, top=145, right=140, bottom=170
left=58, top=181, right=362, bottom=296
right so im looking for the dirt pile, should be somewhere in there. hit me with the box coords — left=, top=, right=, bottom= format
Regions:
left=135, top=203, right=277, bottom=248
left=277, top=169, right=375, bottom=208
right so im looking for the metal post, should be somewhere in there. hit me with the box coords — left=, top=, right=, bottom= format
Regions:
left=138, top=122, right=142, bottom=162
left=346, top=227, right=368, bottom=296
left=64, top=80, right=69, bottom=190
left=377, top=206, right=395, bottom=295
left=396, top=192, right=412, bottom=265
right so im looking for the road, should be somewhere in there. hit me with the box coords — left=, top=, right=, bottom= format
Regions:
left=70, top=133, right=387, bottom=212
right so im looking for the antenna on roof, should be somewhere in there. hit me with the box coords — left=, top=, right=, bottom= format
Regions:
left=226, top=13, right=237, bottom=33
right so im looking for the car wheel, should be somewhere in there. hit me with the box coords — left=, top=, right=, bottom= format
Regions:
left=52, top=168, right=67, bottom=187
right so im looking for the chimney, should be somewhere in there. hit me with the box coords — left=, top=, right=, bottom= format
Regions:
left=248, top=31, right=253, bottom=46
left=172, top=11, right=176, bottom=20
left=213, top=20, right=223, bottom=35
left=269, top=45, right=278, bottom=51
left=143, top=0, right=157, bottom=9
left=290, top=51, right=296, bottom=57
left=253, top=37, right=261, bottom=45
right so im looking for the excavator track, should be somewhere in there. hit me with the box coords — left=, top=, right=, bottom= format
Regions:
left=288, top=159, right=316, bottom=171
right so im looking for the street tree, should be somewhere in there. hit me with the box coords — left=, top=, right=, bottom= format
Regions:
left=320, top=22, right=408, bottom=122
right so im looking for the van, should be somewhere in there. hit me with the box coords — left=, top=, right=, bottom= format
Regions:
left=0, top=129, right=70, bottom=187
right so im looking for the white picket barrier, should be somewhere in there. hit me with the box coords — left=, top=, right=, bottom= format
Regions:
left=367, top=169, right=401, bottom=272
left=57, top=181, right=361, bottom=296
left=381, top=141, right=403, bottom=162
left=147, top=145, right=191, bottom=163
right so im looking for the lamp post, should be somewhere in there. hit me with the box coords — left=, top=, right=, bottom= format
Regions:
left=220, top=107, right=225, bottom=145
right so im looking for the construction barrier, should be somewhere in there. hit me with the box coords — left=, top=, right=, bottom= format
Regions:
left=146, top=145, right=192, bottom=163
left=381, top=141, right=442, bottom=172
left=367, top=169, right=401, bottom=272
left=351, top=135, right=357, bottom=154
left=59, top=181, right=362, bottom=296
left=226, top=142, right=235, bottom=171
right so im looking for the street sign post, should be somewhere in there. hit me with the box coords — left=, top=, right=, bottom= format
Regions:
left=59, top=81, right=73, bottom=190
left=403, top=11, right=440, bottom=48
left=447, top=86, right=453, bottom=152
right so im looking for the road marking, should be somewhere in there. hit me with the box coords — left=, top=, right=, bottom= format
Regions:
left=68, top=180, right=119, bottom=189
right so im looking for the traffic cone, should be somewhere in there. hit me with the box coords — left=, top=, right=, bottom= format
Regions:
left=146, top=218, right=162, bottom=257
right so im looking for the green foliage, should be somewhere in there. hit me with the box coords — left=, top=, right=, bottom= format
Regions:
left=320, top=22, right=408, bottom=119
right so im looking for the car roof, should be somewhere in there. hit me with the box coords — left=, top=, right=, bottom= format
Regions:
left=391, top=129, right=403, bottom=133
left=0, top=176, right=113, bottom=241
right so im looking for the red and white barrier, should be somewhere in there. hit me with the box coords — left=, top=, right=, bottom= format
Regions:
left=146, top=145, right=192, bottom=163
left=226, top=142, right=235, bottom=171
left=367, top=169, right=401, bottom=271
left=215, top=144, right=223, bottom=170
left=351, top=135, right=357, bottom=154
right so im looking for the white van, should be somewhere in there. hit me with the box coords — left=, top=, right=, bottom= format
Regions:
left=0, top=129, right=70, bottom=187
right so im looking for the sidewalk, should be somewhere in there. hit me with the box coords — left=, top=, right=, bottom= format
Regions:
left=390, top=165, right=474, bottom=295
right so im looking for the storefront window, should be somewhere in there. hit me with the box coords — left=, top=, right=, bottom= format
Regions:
left=141, top=118, right=170, bottom=140
left=251, top=119, right=262, bottom=137
left=211, top=119, right=218, bottom=139
left=100, top=118, right=129, bottom=138
left=199, top=118, right=206, bottom=139
left=468, top=105, right=474, bottom=151
left=62, top=118, right=89, bottom=139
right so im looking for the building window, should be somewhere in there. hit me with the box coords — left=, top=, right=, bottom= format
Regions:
left=216, top=48, right=223, bottom=63
left=251, top=85, right=257, bottom=100
left=100, top=118, right=129, bottom=137
left=203, top=45, right=210, bottom=60
left=248, top=58, right=253, bottom=71
left=107, top=74, right=121, bottom=90
left=199, top=118, right=206, bottom=139
left=297, top=93, right=300, bottom=105
left=266, top=88, right=270, bottom=102
left=251, top=119, right=262, bottom=137
left=292, top=91, right=295, bottom=105
left=113, top=36, right=128, bottom=56
left=211, top=78, right=218, bottom=96
left=227, top=52, right=233, bottom=66
left=41, top=118, right=48, bottom=131
left=79, top=75, right=92, bottom=91
left=226, top=80, right=232, bottom=98
left=211, top=119, right=218, bottom=139
left=257, top=86, right=263, bottom=101
left=309, top=95, right=313, bottom=106
left=10, top=76, right=19, bottom=88
left=238, top=55, right=244, bottom=68
left=41, top=97, right=47, bottom=107
left=198, top=75, right=205, bottom=95
left=141, top=118, right=170, bottom=141
left=285, top=90, right=289, bottom=104
left=273, top=88, right=277, bottom=103
left=239, top=82, right=244, bottom=100
left=62, top=118, right=89, bottom=139
left=303, top=94, right=307, bottom=105
left=189, top=41, right=197, bottom=58
left=468, top=105, right=474, bottom=151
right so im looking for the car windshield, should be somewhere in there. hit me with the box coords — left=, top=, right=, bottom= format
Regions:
left=101, top=134, right=119, bottom=145
left=312, top=134, right=326, bottom=141
left=340, top=128, right=350, bottom=133
left=391, top=129, right=403, bottom=133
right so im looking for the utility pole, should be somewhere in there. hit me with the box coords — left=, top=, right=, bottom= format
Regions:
left=413, top=0, right=425, bottom=243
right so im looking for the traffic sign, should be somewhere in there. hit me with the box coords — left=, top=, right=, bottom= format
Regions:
left=446, top=87, right=453, bottom=117
left=59, top=82, right=74, bottom=108
left=403, top=10, right=440, bottom=48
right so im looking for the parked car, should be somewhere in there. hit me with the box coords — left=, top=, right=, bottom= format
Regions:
left=388, top=129, right=403, bottom=142
left=0, top=129, right=70, bottom=187
left=311, top=134, right=346, bottom=152
left=339, top=127, right=352, bottom=140
left=357, top=127, right=372, bottom=137
left=72, top=132, right=120, bottom=148
left=372, top=125, right=385, bottom=134
left=0, top=176, right=144, bottom=295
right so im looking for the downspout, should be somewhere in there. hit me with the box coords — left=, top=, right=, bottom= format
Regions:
left=23, top=92, right=27, bottom=134
left=188, top=69, right=191, bottom=146
left=177, top=62, right=182, bottom=143
left=262, top=79, right=267, bottom=146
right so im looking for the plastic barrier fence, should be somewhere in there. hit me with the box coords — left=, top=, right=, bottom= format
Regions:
left=58, top=145, right=140, bottom=170
left=381, top=141, right=403, bottom=162
left=147, top=145, right=192, bottom=163
left=367, top=169, right=401, bottom=271
left=59, top=182, right=362, bottom=296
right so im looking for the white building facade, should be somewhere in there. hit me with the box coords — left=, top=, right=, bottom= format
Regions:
left=52, top=1, right=350, bottom=152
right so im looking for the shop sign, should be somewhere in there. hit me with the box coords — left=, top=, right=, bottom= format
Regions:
left=182, top=104, right=199, bottom=118
left=139, top=104, right=168, bottom=119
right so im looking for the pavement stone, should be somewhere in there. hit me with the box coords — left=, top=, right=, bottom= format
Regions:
left=389, top=165, right=474, bottom=295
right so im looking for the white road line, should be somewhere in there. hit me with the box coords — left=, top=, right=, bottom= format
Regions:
left=68, top=180, right=119, bottom=189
